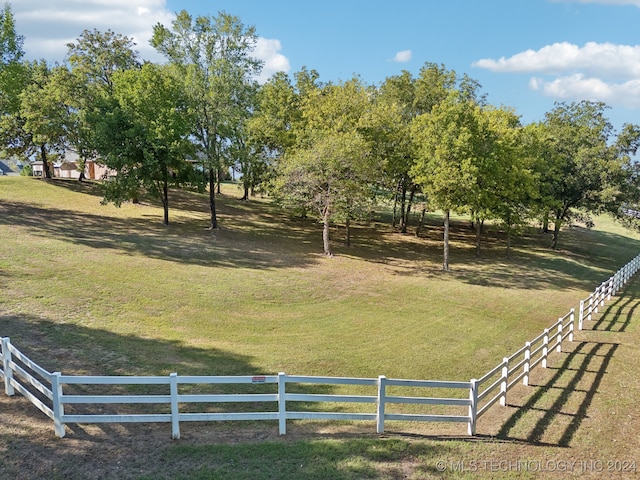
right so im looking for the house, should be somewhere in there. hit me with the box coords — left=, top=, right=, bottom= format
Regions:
left=32, top=151, right=115, bottom=179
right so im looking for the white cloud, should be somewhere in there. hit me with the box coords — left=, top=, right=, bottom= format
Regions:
left=475, top=41, right=640, bottom=109
left=10, top=0, right=291, bottom=76
left=530, top=74, right=640, bottom=107
left=473, top=42, right=640, bottom=78
left=392, top=49, right=412, bottom=63
left=13, top=0, right=175, bottom=62
left=255, top=38, right=290, bottom=83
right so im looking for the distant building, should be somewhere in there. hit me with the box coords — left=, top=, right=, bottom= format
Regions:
left=31, top=151, right=115, bottom=179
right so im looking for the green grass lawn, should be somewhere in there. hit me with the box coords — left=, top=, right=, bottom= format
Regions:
left=2, top=176, right=640, bottom=479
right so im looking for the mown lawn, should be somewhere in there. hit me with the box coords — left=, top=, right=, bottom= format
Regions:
left=1, top=176, right=639, bottom=479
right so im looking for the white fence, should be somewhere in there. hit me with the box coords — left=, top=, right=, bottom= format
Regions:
left=2, top=254, right=639, bottom=439
left=578, top=253, right=640, bottom=330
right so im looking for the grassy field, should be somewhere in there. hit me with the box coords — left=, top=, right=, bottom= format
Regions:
left=1, top=176, right=639, bottom=479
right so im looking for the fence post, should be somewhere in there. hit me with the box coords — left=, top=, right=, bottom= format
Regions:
left=376, top=375, right=386, bottom=434
left=542, top=329, right=549, bottom=368
left=468, top=378, right=478, bottom=436
left=169, top=372, right=180, bottom=440
left=278, top=372, right=286, bottom=435
left=569, top=309, right=575, bottom=342
left=588, top=295, right=594, bottom=321
left=499, top=357, right=509, bottom=407
left=523, top=342, right=531, bottom=386
left=578, top=300, right=585, bottom=331
left=51, top=372, right=65, bottom=438
left=1, top=337, right=14, bottom=396
left=556, top=319, right=563, bottom=353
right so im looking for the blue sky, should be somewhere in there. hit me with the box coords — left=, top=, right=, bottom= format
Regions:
left=11, top=0, right=640, bottom=131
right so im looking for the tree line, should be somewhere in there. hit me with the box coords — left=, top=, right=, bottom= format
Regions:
left=2, top=4, right=640, bottom=269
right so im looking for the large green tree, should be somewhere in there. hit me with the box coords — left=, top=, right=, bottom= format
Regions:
left=539, top=101, right=629, bottom=248
left=273, top=78, right=384, bottom=255
left=411, top=91, right=481, bottom=271
left=65, top=29, right=141, bottom=179
left=93, top=64, right=195, bottom=225
left=0, top=3, right=32, bottom=163
left=151, top=10, right=263, bottom=229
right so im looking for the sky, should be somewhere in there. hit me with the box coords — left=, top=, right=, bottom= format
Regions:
left=9, top=0, right=640, bottom=132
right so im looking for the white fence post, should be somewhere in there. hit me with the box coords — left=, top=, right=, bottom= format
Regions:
left=51, top=372, right=65, bottom=438
left=578, top=300, right=585, bottom=331
left=278, top=372, right=286, bottom=435
left=499, top=357, right=509, bottom=407
left=556, top=320, right=563, bottom=353
left=170, top=372, right=180, bottom=440
left=569, top=309, right=575, bottom=342
left=468, top=379, right=478, bottom=436
left=542, top=329, right=549, bottom=368
left=1, top=337, right=14, bottom=396
left=523, top=342, right=531, bottom=386
left=376, top=375, right=386, bottom=433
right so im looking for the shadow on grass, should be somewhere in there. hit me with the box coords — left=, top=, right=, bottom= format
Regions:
left=0, top=312, right=337, bottom=429
left=5, top=179, right=640, bottom=290
left=0, top=313, right=454, bottom=479
left=0, top=200, right=319, bottom=270
left=495, top=340, right=618, bottom=447
left=591, top=274, right=640, bottom=332
left=143, top=436, right=452, bottom=480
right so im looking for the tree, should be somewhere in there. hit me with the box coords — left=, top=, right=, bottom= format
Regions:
left=378, top=63, right=484, bottom=234
left=0, top=2, right=31, bottom=162
left=273, top=78, right=383, bottom=255
left=66, top=29, right=141, bottom=179
left=151, top=10, right=263, bottom=229
left=19, top=61, right=64, bottom=178
left=411, top=91, right=480, bottom=271
left=478, top=107, right=537, bottom=257
left=66, top=29, right=140, bottom=94
left=93, top=64, right=195, bottom=225
left=540, top=101, right=627, bottom=249
left=0, top=2, right=22, bottom=65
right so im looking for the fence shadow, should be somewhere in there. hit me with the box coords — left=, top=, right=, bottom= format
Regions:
left=495, top=341, right=618, bottom=447
left=591, top=275, right=640, bottom=332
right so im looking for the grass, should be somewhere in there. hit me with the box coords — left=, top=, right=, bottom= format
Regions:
left=1, top=176, right=640, bottom=479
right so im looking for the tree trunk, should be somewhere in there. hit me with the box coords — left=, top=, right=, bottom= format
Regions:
left=322, top=209, right=332, bottom=256
left=542, top=210, right=550, bottom=233
left=443, top=209, right=450, bottom=271
left=416, top=208, right=426, bottom=237
left=401, top=184, right=417, bottom=234
left=162, top=179, right=169, bottom=226
left=392, top=179, right=402, bottom=228
left=345, top=217, right=351, bottom=247
left=40, top=145, right=51, bottom=179
left=551, top=217, right=562, bottom=249
left=506, top=226, right=512, bottom=259
left=241, top=185, right=249, bottom=201
left=475, top=214, right=482, bottom=258
left=208, top=170, right=218, bottom=229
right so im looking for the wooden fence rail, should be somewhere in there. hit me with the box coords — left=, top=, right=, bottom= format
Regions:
left=2, top=254, right=638, bottom=439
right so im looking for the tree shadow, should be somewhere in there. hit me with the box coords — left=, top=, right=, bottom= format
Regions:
left=0, top=199, right=319, bottom=270
left=495, top=340, right=618, bottom=447
left=0, top=311, right=338, bottom=428
left=333, top=217, right=634, bottom=291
